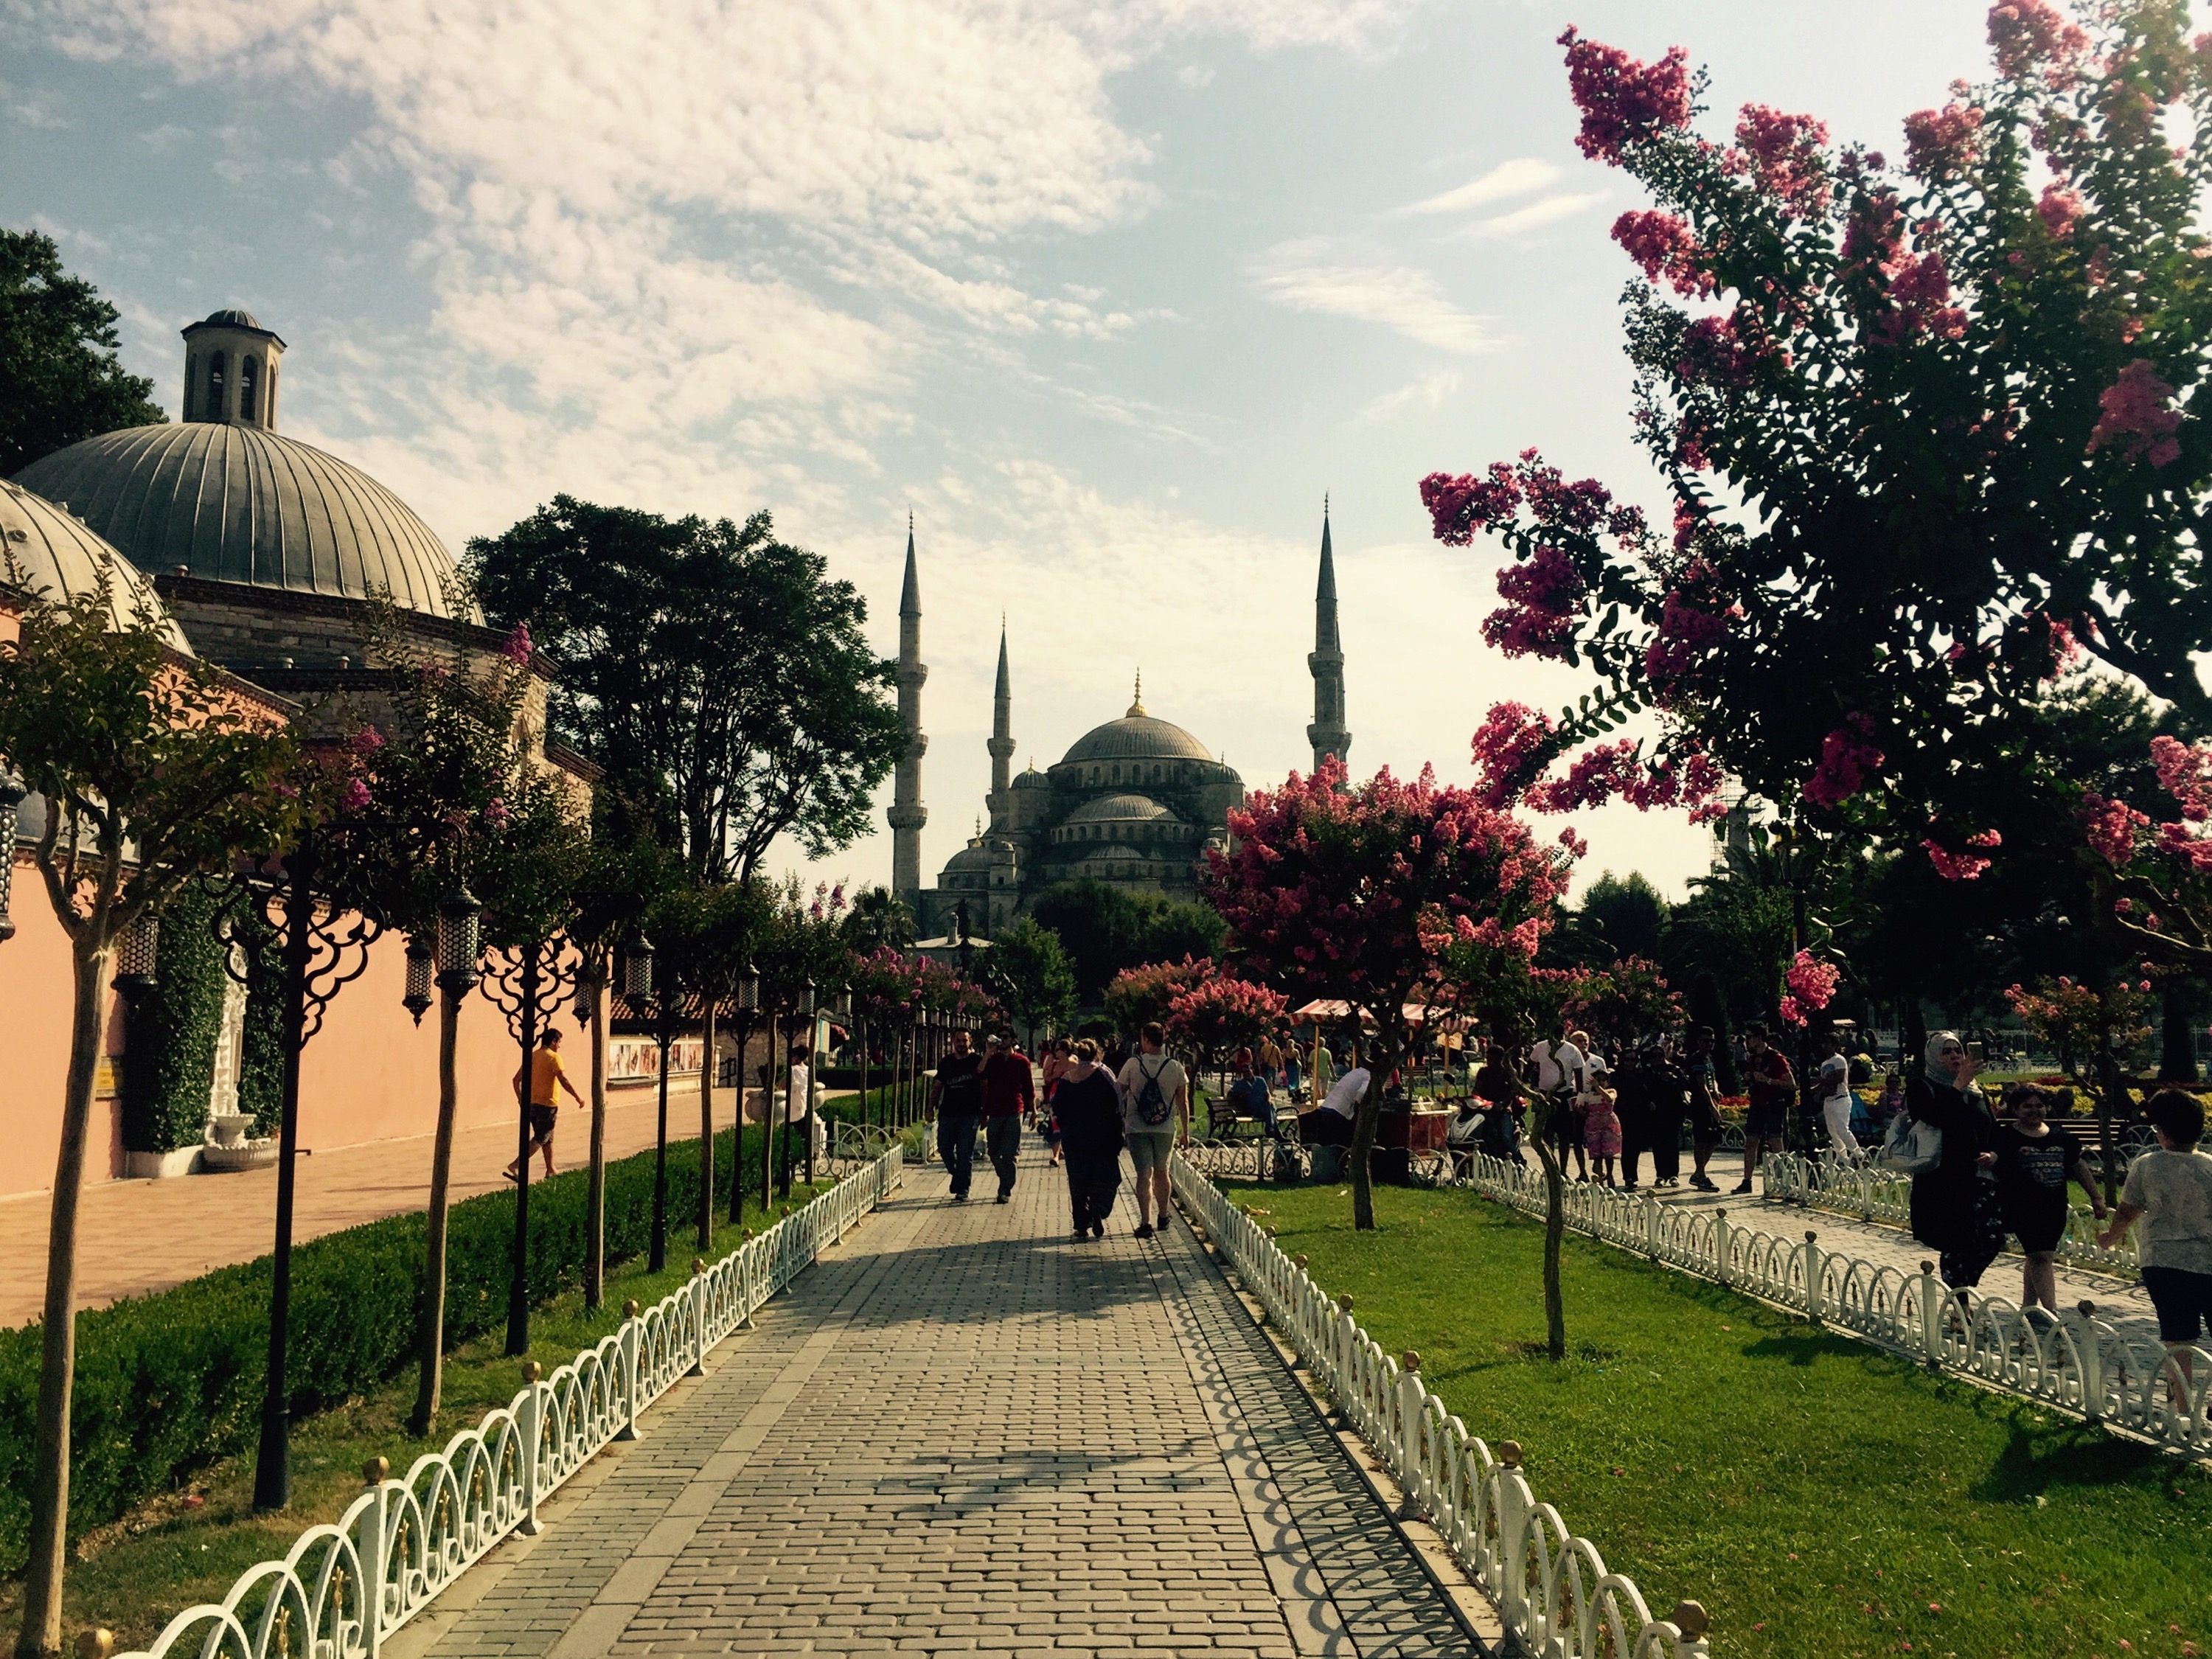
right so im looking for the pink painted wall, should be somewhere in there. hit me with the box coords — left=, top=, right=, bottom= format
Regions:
left=0, top=860, right=573, bottom=1199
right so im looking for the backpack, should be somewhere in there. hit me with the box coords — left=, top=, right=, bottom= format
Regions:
left=1133, top=1057, right=1174, bottom=1127
left=1880, top=1108, right=1943, bottom=1176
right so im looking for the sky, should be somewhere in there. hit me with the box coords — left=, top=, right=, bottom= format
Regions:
left=2, top=0, right=1996, bottom=901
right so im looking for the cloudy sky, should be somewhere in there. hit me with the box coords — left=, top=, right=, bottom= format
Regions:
left=4, top=0, right=1992, bottom=900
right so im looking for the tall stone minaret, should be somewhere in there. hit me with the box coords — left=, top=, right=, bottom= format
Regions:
left=986, top=620, right=1015, bottom=825
left=888, top=519, right=928, bottom=905
left=1307, top=501, right=1351, bottom=774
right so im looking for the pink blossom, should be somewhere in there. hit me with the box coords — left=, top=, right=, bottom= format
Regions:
left=1966, top=829, right=2002, bottom=849
left=1557, top=826, right=1589, bottom=858
left=1785, top=949, right=1840, bottom=1011
left=338, top=777, right=372, bottom=813
left=1470, top=703, right=1557, bottom=809
left=1733, top=104, right=1832, bottom=213
left=502, top=622, right=534, bottom=666
left=1645, top=580, right=1733, bottom=687
left=2087, top=360, right=2184, bottom=467
left=1778, top=995, right=1805, bottom=1028
left=352, top=726, right=385, bottom=755
left=1612, top=211, right=1714, bottom=296
left=1923, top=839, right=1992, bottom=881
left=2036, top=184, right=2082, bottom=237
left=1987, top=0, right=2089, bottom=86
left=1903, top=103, right=1984, bottom=180
left=1559, top=27, right=1693, bottom=165
left=1677, top=315, right=1754, bottom=387
left=1482, top=544, right=1584, bottom=661
left=1802, top=716, right=1884, bottom=808
left=484, top=797, right=512, bottom=827
left=1420, top=464, right=1520, bottom=546
left=2081, top=793, right=2149, bottom=864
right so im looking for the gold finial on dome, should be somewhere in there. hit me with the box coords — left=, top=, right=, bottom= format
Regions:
left=1127, top=669, right=1145, bottom=719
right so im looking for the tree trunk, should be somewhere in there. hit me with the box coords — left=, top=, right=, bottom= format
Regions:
left=1526, top=1093, right=1569, bottom=1362
left=411, top=983, right=464, bottom=1435
left=698, top=997, right=717, bottom=1251
left=584, top=970, right=608, bottom=1310
left=17, top=939, right=111, bottom=1659
left=2094, top=1037, right=2129, bottom=1207
left=2160, top=981, right=2200, bottom=1082
left=1346, top=1032, right=1402, bottom=1232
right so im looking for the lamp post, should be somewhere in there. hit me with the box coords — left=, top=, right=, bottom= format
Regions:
left=0, top=768, right=28, bottom=942
left=726, top=959, right=759, bottom=1225
left=481, top=932, right=577, bottom=1357
left=630, top=929, right=676, bottom=1274
left=782, top=978, right=815, bottom=1194
left=402, top=933, right=435, bottom=1025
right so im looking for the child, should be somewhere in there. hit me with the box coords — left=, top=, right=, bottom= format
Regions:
left=1581, top=1082, right=1623, bottom=1187
left=1995, top=1085, right=2106, bottom=1315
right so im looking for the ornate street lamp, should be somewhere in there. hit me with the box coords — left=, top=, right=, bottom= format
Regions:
left=635, top=930, right=677, bottom=1274
left=726, top=959, right=759, bottom=1225
left=437, top=884, right=482, bottom=994
left=0, top=769, right=25, bottom=943
left=402, top=934, right=434, bottom=1025
left=624, top=928, right=653, bottom=1001
left=781, top=977, right=815, bottom=1193
left=112, top=911, right=159, bottom=998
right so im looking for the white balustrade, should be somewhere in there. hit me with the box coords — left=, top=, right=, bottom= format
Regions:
left=122, top=1144, right=905, bottom=1659
left=1446, top=1150, right=2210, bottom=1455
left=1170, top=1151, right=1715, bottom=1659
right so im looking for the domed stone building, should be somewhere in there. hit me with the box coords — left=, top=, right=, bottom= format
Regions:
left=891, top=515, right=1350, bottom=943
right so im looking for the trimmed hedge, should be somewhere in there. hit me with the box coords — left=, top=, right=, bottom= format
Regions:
left=123, top=885, right=228, bottom=1155
left=0, top=1121, right=789, bottom=1577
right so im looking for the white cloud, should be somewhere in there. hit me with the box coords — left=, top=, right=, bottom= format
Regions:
left=1397, top=156, right=1557, bottom=215
left=1352, top=368, right=1459, bottom=424
left=1458, top=191, right=1608, bottom=238
left=1251, top=237, right=1492, bottom=353
left=1176, top=63, right=1216, bottom=87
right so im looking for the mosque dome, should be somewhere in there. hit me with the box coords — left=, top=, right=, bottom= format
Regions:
left=201, top=307, right=262, bottom=330
left=1060, top=693, right=1215, bottom=765
left=1062, top=793, right=1180, bottom=826
left=0, top=478, right=191, bottom=652
left=15, top=424, right=470, bottom=619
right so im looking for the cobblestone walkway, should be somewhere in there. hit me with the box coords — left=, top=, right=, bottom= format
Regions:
left=400, top=1147, right=1486, bottom=1659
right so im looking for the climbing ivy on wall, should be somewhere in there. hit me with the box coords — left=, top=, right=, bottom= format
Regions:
left=235, top=911, right=285, bottom=1136
left=121, top=886, right=224, bottom=1154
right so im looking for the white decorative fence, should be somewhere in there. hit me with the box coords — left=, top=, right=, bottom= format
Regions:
left=124, top=1145, right=905, bottom=1659
left=1450, top=1150, right=2210, bottom=1456
left=1170, top=1152, right=1715, bottom=1659
left=1759, top=1150, right=2142, bottom=1279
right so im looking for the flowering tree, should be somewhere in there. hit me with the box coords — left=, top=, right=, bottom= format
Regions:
left=1104, top=955, right=1211, bottom=1037
left=2005, top=972, right=2156, bottom=1197
left=1166, top=975, right=1291, bottom=1112
left=1564, top=954, right=1682, bottom=1051
left=1427, top=1, right=2212, bottom=877
left=1205, top=759, right=1571, bottom=1229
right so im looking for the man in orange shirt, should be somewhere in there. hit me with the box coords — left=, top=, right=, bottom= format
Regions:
left=506, top=1027, right=583, bottom=1182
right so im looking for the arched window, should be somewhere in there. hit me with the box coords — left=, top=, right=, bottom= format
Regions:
left=239, top=356, right=259, bottom=422
left=1111, top=765, right=1120, bottom=784
left=264, top=361, right=277, bottom=426
left=207, top=352, right=226, bottom=418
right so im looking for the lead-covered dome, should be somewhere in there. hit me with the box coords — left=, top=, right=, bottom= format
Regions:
left=15, top=423, right=470, bottom=619
left=1063, top=793, right=1180, bottom=825
left=1060, top=714, right=1214, bottom=765
left=0, top=478, right=191, bottom=651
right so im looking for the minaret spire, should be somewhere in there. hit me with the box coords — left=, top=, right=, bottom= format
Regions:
left=1307, top=499, right=1350, bottom=774
left=889, top=518, right=928, bottom=905
left=987, top=619, right=1015, bottom=818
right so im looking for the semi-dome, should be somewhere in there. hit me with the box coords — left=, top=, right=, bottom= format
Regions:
left=0, top=478, right=191, bottom=651
left=1063, top=793, right=1180, bottom=825
left=15, top=423, right=471, bottom=619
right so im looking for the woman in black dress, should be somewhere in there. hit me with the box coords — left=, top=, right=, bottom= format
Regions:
left=1056, top=1039, right=1126, bottom=1241
left=1907, top=1030, right=2005, bottom=1290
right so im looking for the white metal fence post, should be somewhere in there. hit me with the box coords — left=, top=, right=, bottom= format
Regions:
left=1644, top=1189, right=1662, bottom=1259
left=1672, top=1599, right=1713, bottom=1658
left=1714, top=1209, right=1732, bottom=1287
left=1397, top=1354, right=1425, bottom=1520
left=1917, top=1260, right=1944, bottom=1371
left=1495, top=1440, right=1528, bottom=1632
left=518, top=1360, right=544, bottom=1536
left=1802, top=1230, right=1824, bottom=1326
left=689, top=1259, right=708, bottom=1376
left=616, top=1299, right=644, bottom=1441
left=2073, top=1298, right=2106, bottom=1421
left=358, top=1457, right=389, bottom=1659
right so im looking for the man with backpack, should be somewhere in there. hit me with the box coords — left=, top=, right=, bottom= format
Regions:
left=1117, top=1021, right=1189, bottom=1239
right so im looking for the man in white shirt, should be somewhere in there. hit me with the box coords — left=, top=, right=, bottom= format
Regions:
left=1299, top=1054, right=1370, bottom=1152
left=783, top=1041, right=821, bottom=1186
left=1815, top=1034, right=1860, bottom=1159
left=1528, top=1027, right=1586, bottom=1179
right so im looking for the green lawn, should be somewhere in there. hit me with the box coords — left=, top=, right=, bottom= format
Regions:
left=0, top=1179, right=838, bottom=1657
left=1221, top=1179, right=2212, bottom=1659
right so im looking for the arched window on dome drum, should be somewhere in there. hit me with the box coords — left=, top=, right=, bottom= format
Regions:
left=265, top=361, right=277, bottom=427
left=183, top=356, right=198, bottom=420
left=239, top=356, right=258, bottom=422
left=207, top=352, right=226, bottom=420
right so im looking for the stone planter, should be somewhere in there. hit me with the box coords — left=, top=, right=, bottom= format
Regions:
left=207, top=1111, right=254, bottom=1149
left=201, top=1135, right=280, bottom=1172
left=125, top=1147, right=204, bottom=1179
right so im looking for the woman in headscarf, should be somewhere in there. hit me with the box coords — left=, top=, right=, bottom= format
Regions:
left=1906, top=1029, right=2004, bottom=1290
left=1056, top=1038, right=1126, bottom=1241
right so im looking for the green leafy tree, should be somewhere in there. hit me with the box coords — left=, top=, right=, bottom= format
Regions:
left=0, top=230, right=164, bottom=474
left=984, top=917, right=1076, bottom=1051
left=842, top=883, right=914, bottom=953
left=465, top=498, right=902, bottom=882
left=1029, top=877, right=1228, bottom=1002
left=1578, top=871, right=1670, bottom=962
left=0, top=571, right=305, bottom=1659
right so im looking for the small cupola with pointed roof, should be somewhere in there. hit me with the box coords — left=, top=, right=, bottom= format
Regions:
left=181, top=308, right=286, bottom=428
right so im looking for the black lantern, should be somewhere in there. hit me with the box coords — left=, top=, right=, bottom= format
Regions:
left=113, top=910, right=159, bottom=996
left=0, top=769, right=24, bottom=944
left=403, top=934, right=434, bottom=1024
left=737, top=959, right=759, bottom=1013
left=625, top=928, right=654, bottom=1001
left=437, top=883, right=481, bottom=993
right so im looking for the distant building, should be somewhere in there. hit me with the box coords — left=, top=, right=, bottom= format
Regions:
left=893, top=507, right=1349, bottom=941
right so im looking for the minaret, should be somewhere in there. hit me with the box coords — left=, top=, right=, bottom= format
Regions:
left=987, top=620, right=1015, bottom=814
left=1307, top=500, right=1350, bottom=773
left=888, top=518, right=928, bottom=905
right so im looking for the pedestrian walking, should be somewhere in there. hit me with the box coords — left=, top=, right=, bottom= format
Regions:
left=980, top=1031, right=1034, bottom=1203
left=1734, top=1026, right=1793, bottom=1193
left=505, top=1026, right=582, bottom=1182
left=1995, top=1085, right=2105, bottom=1315
left=2098, top=1089, right=2212, bottom=1407
left=1117, top=1021, right=1189, bottom=1239
left=1814, top=1032, right=1862, bottom=1161
left=931, top=1027, right=985, bottom=1201
left=1581, top=1079, right=1622, bottom=1187
left=1529, top=1025, right=1587, bottom=1180
left=1040, top=1037, right=1071, bottom=1166
left=1903, top=1030, right=2005, bottom=1291
left=1056, top=1039, right=1125, bottom=1239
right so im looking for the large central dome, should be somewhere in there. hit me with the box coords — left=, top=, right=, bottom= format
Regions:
left=15, top=423, right=469, bottom=619
left=1060, top=710, right=1214, bottom=765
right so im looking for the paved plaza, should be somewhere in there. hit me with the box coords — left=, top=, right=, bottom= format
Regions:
left=390, top=1148, right=1489, bottom=1659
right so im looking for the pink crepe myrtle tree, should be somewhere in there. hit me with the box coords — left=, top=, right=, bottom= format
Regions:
left=1104, top=955, right=1211, bottom=1039
left=1203, top=758, right=1572, bottom=1230
left=1166, top=975, right=1292, bottom=1121
left=1426, top=2, right=2212, bottom=880
left=2006, top=971, right=2157, bottom=1198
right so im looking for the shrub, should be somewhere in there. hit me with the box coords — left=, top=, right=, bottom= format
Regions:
left=0, top=1121, right=789, bottom=1576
